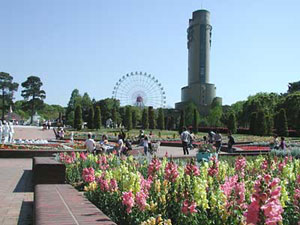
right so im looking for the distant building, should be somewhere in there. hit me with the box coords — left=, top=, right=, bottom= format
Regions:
left=5, top=106, right=23, bottom=124
left=176, top=9, right=222, bottom=115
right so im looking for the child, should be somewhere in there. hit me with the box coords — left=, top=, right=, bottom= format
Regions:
left=143, top=136, right=149, bottom=156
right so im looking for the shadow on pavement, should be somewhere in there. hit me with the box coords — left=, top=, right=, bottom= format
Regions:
left=14, top=170, right=33, bottom=193
left=18, top=201, right=33, bottom=225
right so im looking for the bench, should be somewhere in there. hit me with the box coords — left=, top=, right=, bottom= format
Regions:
left=33, top=157, right=66, bottom=185
left=34, top=184, right=116, bottom=225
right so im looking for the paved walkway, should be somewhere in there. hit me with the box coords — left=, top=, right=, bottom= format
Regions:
left=0, top=159, right=33, bottom=225
left=14, top=126, right=55, bottom=140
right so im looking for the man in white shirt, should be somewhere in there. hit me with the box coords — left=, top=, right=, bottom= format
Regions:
left=85, top=133, right=96, bottom=154
left=180, top=127, right=191, bottom=155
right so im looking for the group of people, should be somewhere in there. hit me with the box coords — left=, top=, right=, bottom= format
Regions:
left=138, top=130, right=155, bottom=156
left=0, top=121, right=15, bottom=144
left=272, top=135, right=286, bottom=150
left=42, top=120, right=52, bottom=130
left=181, top=127, right=236, bottom=155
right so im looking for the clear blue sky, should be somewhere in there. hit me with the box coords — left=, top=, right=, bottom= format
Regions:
left=1, top=0, right=300, bottom=107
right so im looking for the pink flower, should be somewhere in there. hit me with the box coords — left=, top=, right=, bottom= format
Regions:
left=165, top=161, right=179, bottom=182
left=97, top=155, right=109, bottom=170
left=109, top=179, right=118, bottom=192
left=148, top=158, right=162, bottom=176
left=244, top=200, right=260, bottom=224
left=135, top=191, right=148, bottom=211
left=82, top=167, right=95, bottom=183
left=71, top=152, right=76, bottom=160
left=122, top=191, right=135, bottom=213
left=235, top=156, right=246, bottom=172
left=185, top=163, right=200, bottom=176
left=80, top=152, right=87, bottom=160
left=181, top=199, right=197, bottom=215
left=261, top=160, right=268, bottom=170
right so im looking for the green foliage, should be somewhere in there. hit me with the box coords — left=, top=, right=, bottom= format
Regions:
left=297, top=110, right=300, bottom=135
left=227, top=112, right=237, bottom=134
left=207, top=100, right=222, bottom=127
left=132, top=110, right=137, bottom=129
left=265, top=113, right=274, bottom=136
left=167, top=116, right=175, bottom=130
left=184, top=102, right=199, bottom=127
left=178, top=110, right=185, bottom=134
left=148, top=106, right=155, bottom=129
left=94, top=106, right=102, bottom=129
left=21, top=76, right=46, bottom=124
left=66, top=89, right=82, bottom=126
left=193, top=108, right=199, bottom=133
left=277, top=92, right=300, bottom=129
left=87, top=106, right=94, bottom=129
left=256, top=110, right=267, bottom=136
left=96, top=98, right=120, bottom=126
left=288, top=81, right=300, bottom=94
left=142, top=108, right=149, bottom=129
left=276, top=108, right=288, bottom=137
left=249, top=112, right=257, bottom=135
left=125, top=106, right=132, bottom=130
left=112, top=107, right=119, bottom=126
left=157, top=108, right=165, bottom=130
left=81, top=92, right=92, bottom=122
left=74, top=105, right=83, bottom=130
left=0, top=72, right=19, bottom=120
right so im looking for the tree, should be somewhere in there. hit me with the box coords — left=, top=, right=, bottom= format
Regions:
left=227, top=112, right=237, bottom=134
left=0, top=72, right=19, bottom=120
left=97, top=98, right=120, bottom=125
left=193, top=108, right=199, bottom=133
left=265, top=113, right=274, bottom=135
left=87, top=106, right=94, bottom=129
left=66, top=89, right=82, bottom=126
left=157, top=108, right=165, bottom=130
left=249, top=112, right=257, bottom=135
left=184, top=102, right=198, bottom=127
left=148, top=106, right=155, bottom=129
left=74, top=105, right=83, bottom=130
left=288, top=81, right=300, bottom=94
left=112, top=107, right=118, bottom=126
left=276, top=109, right=288, bottom=137
left=207, top=99, right=222, bottom=127
left=178, top=110, right=185, bottom=134
left=168, top=116, right=175, bottom=130
left=142, top=108, right=149, bottom=129
left=94, top=106, right=102, bottom=129
left=132, top=110, right=137, bottom=129
left=21, top=76, right=46, bottom=124
left=296, top=110, right=300, bottom=135
left=256, top=110, right=267, bottom=136
left=81, top=92, right=92, bottom=122
left=125, top=106, right=132, bottom=130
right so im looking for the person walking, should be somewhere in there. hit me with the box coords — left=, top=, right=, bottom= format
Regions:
left=3, top=121, right=9, bottom=144
left=214, top=130, right=222, bottom=153
left=143, top=135, right=149, bottom=156
left=85, top=133, right=96, bottom=154
left=227, top=131, right=235, bottom=153
left=0, top=121, right=3, bottom=144
left=279, top=137, right=286, bottom=150
left=181, top=127, right=191, bottom=155
left=8, top=122, right=14, bottom=143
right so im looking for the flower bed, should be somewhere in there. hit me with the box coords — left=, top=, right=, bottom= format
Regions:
left=235, top=145, right=270, bottom=151
left=59, top=152, right=300, bottom=225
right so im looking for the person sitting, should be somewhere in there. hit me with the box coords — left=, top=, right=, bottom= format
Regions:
left=227, top=131, right=235, bottom=153
left=85, top=133, right=96, bottom=154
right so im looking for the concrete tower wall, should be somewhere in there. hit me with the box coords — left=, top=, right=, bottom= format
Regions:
left=187, top=10, right=212, bottom=85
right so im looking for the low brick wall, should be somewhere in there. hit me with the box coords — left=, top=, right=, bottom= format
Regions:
left=34, top=184, right=116, bottom=225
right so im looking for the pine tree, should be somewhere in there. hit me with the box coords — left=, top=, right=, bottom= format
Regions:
left=276, top=108, right=288, bottom=137
left=148, top=106, right=155, bottom=129
left=227, top=112, right=237, bottom=134
left=178, top=110, right=185, bottom=134
left=142, top=108, right=149, bottom=129
left=74, top=105, right=83, bottom=130
left=125, top=106, right=132, bottom=130
left=265, top=113, right=274, bottom=135
left=132, top=110, right=137, bottom=129
left=169, top=116, right=175, bottom=130
left=192, top=108, right=199, bottom=133
left=157, top=108, right=165, bottom=130
left=256, top=110, right=267, bottom=136
left=249, top=112, right=257, bottom=135
left=94, top=106, right=102, bottom=129
left=87, top=106, right=94, bottom=129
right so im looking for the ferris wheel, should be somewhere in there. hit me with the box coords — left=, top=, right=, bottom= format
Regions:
left=112, top=71, right=166, bottom=108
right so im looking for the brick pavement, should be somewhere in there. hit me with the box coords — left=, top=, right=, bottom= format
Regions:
left=14, top=126, right=55, bottom=140
left=0, top=159, right=33, bottom=225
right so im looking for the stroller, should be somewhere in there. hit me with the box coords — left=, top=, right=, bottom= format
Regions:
left=149, top=141, right=160, bottom=155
